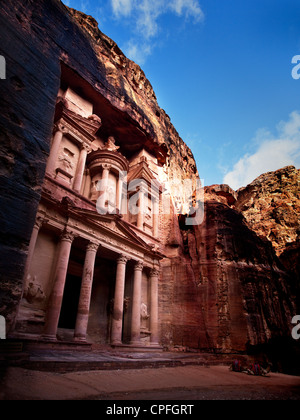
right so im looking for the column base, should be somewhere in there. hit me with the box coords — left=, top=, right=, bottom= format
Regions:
left=150, top=342, right=160, bottom=347
left=41, top=334, right=57, bottom=342
left=130, top=341, right=143, bottom=347
left=73, top=336, right=87, bottom=343
left=111, top=340, right=123, bottom=347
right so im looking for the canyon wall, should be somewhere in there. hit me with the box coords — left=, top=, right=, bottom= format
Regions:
left=0, top=0, right=298, bottom=368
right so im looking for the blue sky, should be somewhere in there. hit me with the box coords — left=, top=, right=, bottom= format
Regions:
left=63, top=0, right=300, bottom=189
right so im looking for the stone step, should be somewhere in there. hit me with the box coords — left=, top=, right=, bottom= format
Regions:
left=15, top=352, right=252, bottom=374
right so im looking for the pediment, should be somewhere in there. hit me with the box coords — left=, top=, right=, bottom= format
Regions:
left=55, top=102, right=101, bottom=141
left=128, top=161, right=161, bottom=191
left=69, top=208, right=152, bottom=250
left=68, top=111, right=101, bottom=136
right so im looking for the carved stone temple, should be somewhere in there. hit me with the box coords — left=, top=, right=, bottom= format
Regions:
left=15, top=85, right=166, bottom=348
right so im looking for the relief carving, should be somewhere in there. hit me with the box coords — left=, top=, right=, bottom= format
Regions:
left=24, top=275, right=46, bottom=305
left=58, top=148, right=75, bottom=173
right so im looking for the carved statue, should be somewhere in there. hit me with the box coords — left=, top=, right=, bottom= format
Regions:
left=174, top=195, right=183, bottom=214
left=141, top=303, right=150, bottom=320
left=104, top=136, right=120, bottom=152
left=24, top=275, right=46, bottom=304
left=90, top=180, right=99, bottom=201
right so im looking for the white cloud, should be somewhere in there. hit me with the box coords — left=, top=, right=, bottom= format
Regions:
left=170, top=0, right=204, bottom=22
left=80, top=0, right=90, bottom=13
left=110, top=0, right=204, bottom=64
left=111, top=0, right=132, bottom=17
left=223, top=111, right=300, bottom=190
left=124, top=39, right=153, bottom=65
left=111, top=0, right=204, bottom=39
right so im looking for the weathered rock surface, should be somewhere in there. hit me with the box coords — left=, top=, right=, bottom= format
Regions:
left=235, top=166, right=300, bottom=256
left=193, top=189, right=296, bottom=352
left=236, top=166, right=300, bottom=315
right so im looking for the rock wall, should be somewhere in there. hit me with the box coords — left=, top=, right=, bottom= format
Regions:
left=0, top=0, right=298, bottom=367
left=193, top=187, right=296, bottom=352
left=235, top=165, right=300, bottom=319
left=235, top=166, right=300, bottom=256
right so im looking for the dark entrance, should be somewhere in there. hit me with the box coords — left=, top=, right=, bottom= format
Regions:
left=58, top=274, right=82, bottom=329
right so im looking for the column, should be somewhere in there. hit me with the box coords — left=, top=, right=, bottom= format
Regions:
left=150, top=268, right=160, bottom=346
left=23, top=216, right=44, bottom=283
left=97, top=164, right=111, bottom=210
left=46, top=125, right=64, bottom=176
left=74, top=242, right=99, bottom=342
left=153, top=198, right=159, bottom=238
left=73, top=144, right=90, bottom=194
left=83, top=169, right=91, bottom=198
left=42, top=231, right=75, bottom=341
left=137, top=188, right=145, bottom=230
left=116, top=173, right=124, bottom=214
left=111, top=255, right=128, bottom=345
left=130, top=261, right=143, bottom=345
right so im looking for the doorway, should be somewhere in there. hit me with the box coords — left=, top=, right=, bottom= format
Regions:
left=58, top=274, right=82, bottom=329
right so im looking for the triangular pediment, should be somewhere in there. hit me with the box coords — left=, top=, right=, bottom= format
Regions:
left=55, top=102, right=101, bottom=141
left=68, top=111, right=101, bottom=136
left=69, top=208, right=153, bottom=250
left=128, top=161, right=161, bottom=191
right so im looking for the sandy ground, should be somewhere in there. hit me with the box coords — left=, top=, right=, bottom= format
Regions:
left=1, top=365, right=300, bottom=400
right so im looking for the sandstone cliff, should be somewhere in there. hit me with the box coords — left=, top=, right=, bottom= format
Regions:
left=0, top=0, right=298, bottom=372
left=235, top=166, right=300, bottom=256
left=235, top=166, right=300, bottom=324
left=193, top=185, right=296, bottom=352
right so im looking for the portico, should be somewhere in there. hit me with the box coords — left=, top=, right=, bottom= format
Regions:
left=19, top=203, right=162, bottom=349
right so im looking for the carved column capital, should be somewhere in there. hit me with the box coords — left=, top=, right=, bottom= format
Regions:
left=87, top=242, right=100, bottom=253
left=55, top=121, right=69, bottom=135
left=134, top=261, right=144, bottom=272
left=81, top=143, right=92, bottom=153
left=117, top=254, right=128, bottom=265
left=150, top=268, right=160, bottom=277
left=34, top=215, right=45, bottom=230
left=60, top=230, right=76, bottom=243
left=102, top=163, right=112, bottom=171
